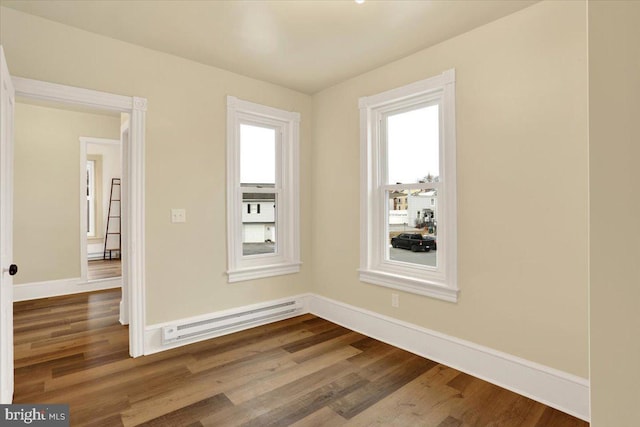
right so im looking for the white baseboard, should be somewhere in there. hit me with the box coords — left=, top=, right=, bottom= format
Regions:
left=309, top=294, right=590, bottom=422
left=142, top=293, right=589, bottom=421
left=14, top=277, right=122, bottom=302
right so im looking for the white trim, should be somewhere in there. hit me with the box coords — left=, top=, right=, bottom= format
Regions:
left=358, top=270, right=458, bottom=302
left=359, top=69, right=458, bottom=302
left=144, top=294, right=312, bottom=355
left=13, top=277, right=121, bottom=302
left=226, top=96, right=301, bottom=282
left=0, top=45, right=15, bottom=404
left=88, top=252, right=105, bottom=261
left=141, top=292, right=589, bottom=421
left=80, top=141, right=89, bottom=281
left=13, top=77, right=146, bottom=358
left=359, top=69, right=456, bottom=109
left=12, top=77, right=132, bottom=112
left=309, top=294, right=590, bottom=422
left=118, top=121, right=130, bottom=326
left=127, top=97, right=146, bottom=355
left=227, top=262, right=301, bottom=283
left=86, top=158, right=96, bottom=237
left=80, top=136, right=121, bottom=146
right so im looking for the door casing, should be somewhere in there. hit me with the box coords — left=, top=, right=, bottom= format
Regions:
left=12, top=76, right=147, bottom=359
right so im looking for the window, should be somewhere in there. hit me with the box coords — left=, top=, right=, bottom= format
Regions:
left=86, top=160, right=96, bottom=237
left=227, top=96, right=301, bottom=282
left=359, top=69, right=458, bottom=302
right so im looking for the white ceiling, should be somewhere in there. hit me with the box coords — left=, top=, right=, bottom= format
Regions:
left=1, top=0, right=538, bottom=94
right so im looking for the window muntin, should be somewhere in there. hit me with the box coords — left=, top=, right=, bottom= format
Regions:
left=227, top=96, right=301, bottom=282
left=359, top=69, right=457, bottom=302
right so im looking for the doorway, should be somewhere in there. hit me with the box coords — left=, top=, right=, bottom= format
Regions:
left=12, top=76, right=146, bottom=358
left=80, top=136, right=124, bottom=283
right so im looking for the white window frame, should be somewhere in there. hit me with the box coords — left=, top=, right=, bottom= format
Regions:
left=86, top=159, right=96, bottom=237
left=226, top=96, right=301, bottom=282
left=359, top=69, right=458, bottom=302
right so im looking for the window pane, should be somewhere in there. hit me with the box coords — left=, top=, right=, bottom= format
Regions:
left=242, top=192, right=276, bottom=256
left=386, top=104, right=439, bottom=185
left=388, top=188, right=437, bottom=267
left=240, top=124, right=276, bottom=185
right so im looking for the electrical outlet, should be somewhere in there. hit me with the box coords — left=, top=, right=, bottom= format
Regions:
left=391, top=293, right=399, bottom=308
left=171, top=208, right=186, bottom=223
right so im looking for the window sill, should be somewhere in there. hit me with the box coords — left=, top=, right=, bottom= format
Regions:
left=358, top=269, right=459, bottom=303
left=228, top=262, right=302, bottom=283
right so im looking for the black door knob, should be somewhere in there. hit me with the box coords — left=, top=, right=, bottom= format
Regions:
left=8, top=264, right=17, bottom=276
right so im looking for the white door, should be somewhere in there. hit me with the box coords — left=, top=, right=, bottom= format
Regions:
left=0, top=46, right=16, bottom=404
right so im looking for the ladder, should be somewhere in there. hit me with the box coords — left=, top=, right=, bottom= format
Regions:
left=103, top=178, right=121, bottom=260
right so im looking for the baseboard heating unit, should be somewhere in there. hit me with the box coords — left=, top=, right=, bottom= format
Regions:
left=162, top=300, right=302, bottom=344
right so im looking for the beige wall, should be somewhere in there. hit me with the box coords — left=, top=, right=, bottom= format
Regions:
left=311, top=1, right=589, bottom=377
left=0, top=6, right=313, bottom=324
left=589, top=1, right=640, bottom=424
left=2, top=1, right=593, bottom=382
left=13, top=102, right=120, bottom=284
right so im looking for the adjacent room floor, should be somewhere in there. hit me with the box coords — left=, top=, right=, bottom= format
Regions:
left=13, top=290, right=588, bottom=426
left=87, top=259, right=121, bottom=281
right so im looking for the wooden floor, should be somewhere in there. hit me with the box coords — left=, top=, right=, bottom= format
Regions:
left=87, top=259, right=121, bottom=281
left=13, top=290, right=589, bottom=427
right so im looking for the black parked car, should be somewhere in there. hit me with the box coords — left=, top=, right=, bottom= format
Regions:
left=390, top=233, right=437, bottom=252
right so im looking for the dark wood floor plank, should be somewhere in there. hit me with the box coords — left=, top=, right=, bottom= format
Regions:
left=188, top=329, right=313, bottom=373
left=357, top=346, right=418, bottom=381
left=289, top=330, right=365, bottom=363
left=121, top=349, right=298, bottom=425
left=225, top=344, right=362, bottom=405
left=438, top=416, right=463, bottom=427
left=288, top=406, right=347, bottom=427
left=137, top=393, right=233, bottom=427
left=87, top=259, right=121, bottom=281
left=199, top=360, right=361, bottom=426
left=190, top=321, right=311, bottom=362
left=240, top=373, right=368, bottom=427
left=282, top=325, right=352, bottom=353
left=535, top=407, right=589, bottom=427
left=346, top=364, right=462, bottom=426
left=329, top=354, right=438, bottom=419
left=13, top=290, right=589, bottom=427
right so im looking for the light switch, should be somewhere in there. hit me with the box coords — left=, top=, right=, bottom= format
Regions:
left=171, top=208, right=186, bottom=223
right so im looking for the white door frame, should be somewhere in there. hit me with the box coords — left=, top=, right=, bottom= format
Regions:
left=13, top=77, right=146, bottom=358
left=0, top=46, right=16, bottom=404
left=119, top=121, right=130, bottom=326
